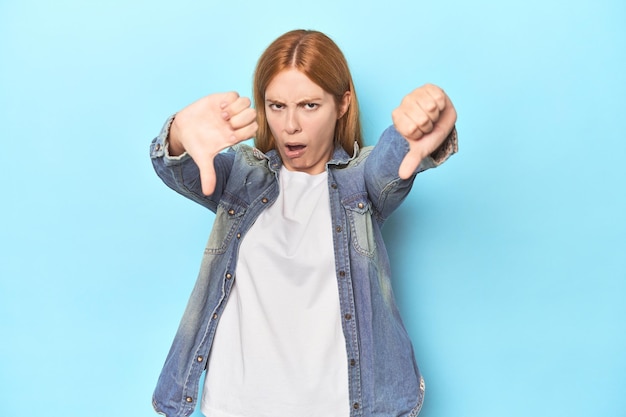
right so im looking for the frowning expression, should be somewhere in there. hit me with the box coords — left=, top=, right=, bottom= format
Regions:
left=265, top=68, right=350, bottom=174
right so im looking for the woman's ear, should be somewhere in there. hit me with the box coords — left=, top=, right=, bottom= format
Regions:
left=338, top=91, right=351, bottom=119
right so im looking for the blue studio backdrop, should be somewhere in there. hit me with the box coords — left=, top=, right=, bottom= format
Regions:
left=1, top=1, right=624, bottom=416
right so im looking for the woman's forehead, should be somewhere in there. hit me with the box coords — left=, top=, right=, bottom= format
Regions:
left=265, top=69, right=329, bottom=101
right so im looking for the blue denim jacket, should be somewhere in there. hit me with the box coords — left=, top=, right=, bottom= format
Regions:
left=149, top=116, right=457, bottom=417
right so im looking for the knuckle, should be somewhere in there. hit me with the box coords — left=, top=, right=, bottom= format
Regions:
left=437, top=97, right=446, bottom=111
left=423, top=100, right=438, bottom=113
left=401, top=121, right=419, bottom=137
left=401, top=95, right=414, bottom=107
left=414, top=113, right=430, bottom=128
left=425, top=83, right=444, bottom=97
left=433, top=91, right=447, bottom=105
left=408, top=129, right=424, bottom=141
left=224, top=91, right=239, bottom=101
left=391, top=108, right=401, bottom=122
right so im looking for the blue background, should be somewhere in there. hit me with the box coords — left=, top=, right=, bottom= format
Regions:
left=1, top=1, right=624, bottom=416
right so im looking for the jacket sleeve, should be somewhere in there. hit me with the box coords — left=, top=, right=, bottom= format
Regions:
left=149, top=114, right=236, bottom=213
left=364, top=125, right=458, bottom=222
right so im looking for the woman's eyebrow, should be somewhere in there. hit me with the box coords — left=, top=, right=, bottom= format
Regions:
left=297, top=97, right=322, bottom=103
left=265, top=96, right=323, bottom=103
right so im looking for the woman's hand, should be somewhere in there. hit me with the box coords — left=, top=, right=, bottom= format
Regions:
left=392, top=84, right=457, bottom=179
left=168, top=92, right=258, bottom=195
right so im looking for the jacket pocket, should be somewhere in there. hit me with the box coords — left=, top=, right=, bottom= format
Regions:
left=343, top=193, right=376, bottom=258
left=204, top=194, right=247, bottom=255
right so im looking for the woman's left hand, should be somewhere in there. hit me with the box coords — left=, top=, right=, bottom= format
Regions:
left=392, top=84, right=457, bottom=179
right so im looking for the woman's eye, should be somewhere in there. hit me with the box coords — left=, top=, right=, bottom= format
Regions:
left=268, top=103, right=283, bottom=110
left=304, top=103, right=318, bottom=110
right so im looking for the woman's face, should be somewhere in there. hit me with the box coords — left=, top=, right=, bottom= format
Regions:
left=264, top=68, right=350, bottom=174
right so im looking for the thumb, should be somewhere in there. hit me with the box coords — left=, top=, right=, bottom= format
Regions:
left=398, top=146, right=422, bottom=179
left=198, top=155, right=217, bottom=196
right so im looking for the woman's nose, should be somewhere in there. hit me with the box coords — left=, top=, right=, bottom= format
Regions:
left=285, top=110, right=301, bottom=134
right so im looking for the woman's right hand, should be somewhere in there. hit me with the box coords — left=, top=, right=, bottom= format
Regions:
left=168, top=92, right=258, bottom=195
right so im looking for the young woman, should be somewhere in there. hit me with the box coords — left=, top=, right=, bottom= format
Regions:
left=150, top=29, right=457, bottom=417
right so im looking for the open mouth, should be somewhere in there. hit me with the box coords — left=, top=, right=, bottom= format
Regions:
left=284, top=143, right=306, bottom=159
left=286, top=144, right=306, bottom=152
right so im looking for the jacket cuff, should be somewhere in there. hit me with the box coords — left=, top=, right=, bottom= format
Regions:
left=149, top=114, right=190, bottom=164
left=429, top=125, right=458, bottom=166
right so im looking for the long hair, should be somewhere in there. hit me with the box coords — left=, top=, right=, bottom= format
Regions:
left=253, top=30, right=363, bottom=155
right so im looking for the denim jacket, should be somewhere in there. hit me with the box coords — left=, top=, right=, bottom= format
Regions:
left=149, top=116, right=458, bottom=417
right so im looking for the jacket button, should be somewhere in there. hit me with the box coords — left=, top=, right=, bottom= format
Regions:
left=350, top=359, right=356, bottom=366
left=335, top=226, right=342, bottom=233
left=186, top=397, right=193, bottom=403
left=213, top=313, right=218, bottom=319
left=228, top=209, right=235, bottom=215
left=236, top=233, right=241, bottom=239
left=345, top=313, right=352, bottom=320
left=331, top=183, right=338, bottom=189
left=338, top=270, right=346, bottom=278
left=226, top=273, right=232, bottom=280
left=197, top=356, right=204, bottom=362
left=155, top=143, right=162, bottom=151
left=353, top=403, right=360, bottom=409
left=261, top=197, right=269, bottom=204
left=358, top=202, right=364, bottom=209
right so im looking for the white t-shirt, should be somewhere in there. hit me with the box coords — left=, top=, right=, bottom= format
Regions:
left=201, top=167, right=349, bottom=417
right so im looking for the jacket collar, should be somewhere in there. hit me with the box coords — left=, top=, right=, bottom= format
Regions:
left=254, top=140, right=360, bottom=174
left=328, top=141, right=360, bottom=166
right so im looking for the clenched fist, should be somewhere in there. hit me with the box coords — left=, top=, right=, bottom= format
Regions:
left=392, top=84, right=457, bottom=179
left=169, top=92, right=258, bottom=195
